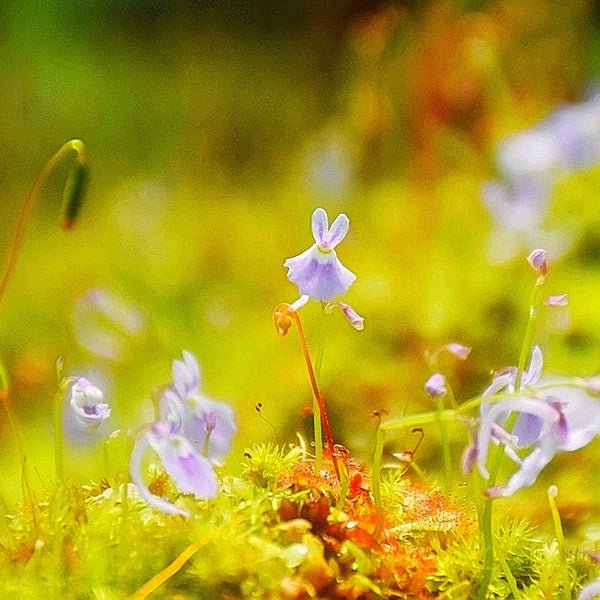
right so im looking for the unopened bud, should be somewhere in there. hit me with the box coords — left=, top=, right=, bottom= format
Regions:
left=424, top=372, right=447, bottom=397
left=527, top=248, right=548, bottom=275
left=61, top=161, right=89, bottom=230
left=444, top=342, right=471, bottom=360
left=323, top=301, right=365, bottom=331
left=544, top=294, right=568, bottom=307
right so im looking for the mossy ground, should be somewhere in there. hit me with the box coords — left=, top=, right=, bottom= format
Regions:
left=1, top=443, right=597, bottom=599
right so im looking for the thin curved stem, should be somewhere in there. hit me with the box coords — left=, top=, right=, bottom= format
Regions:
left=273, top=303, right=339, bottom=480
left=289, top=309, right=340, bottom=480
left=0, top=139, right=88, bottom=307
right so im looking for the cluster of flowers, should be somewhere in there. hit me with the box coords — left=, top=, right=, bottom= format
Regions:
left=427, top=250, right=600, bottom=498
left=483, top=91, right=600, bottom=262
left=62, top=206, right=361, bottom=518
left=130, top=351, right=237, bottom=517
left=466, top=345, right=600, bottom=497
left=64, top=352, right=236, bottom=518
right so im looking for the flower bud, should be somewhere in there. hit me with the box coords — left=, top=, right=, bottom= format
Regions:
left=61, top=161, right=89, bottom=230
left=527, top=248, right=548, bottom=275
left=544, top=294, right=568, bottom=307
left=424, top=372, right=447, bottom=397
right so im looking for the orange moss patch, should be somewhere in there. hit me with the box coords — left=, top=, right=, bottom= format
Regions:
left=276, top=449, right=471, bottom=599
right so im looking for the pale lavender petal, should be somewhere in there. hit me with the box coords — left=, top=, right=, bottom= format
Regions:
left=284, top=246, right=356, bottom=301
left=311, top=208, right=329, bottom=245
left=525, top=345, right=543, bottom=386
left=148, top=425, right=218, bottom=498
left=183, top=395, right=237, bottom=466
left=527, top=248, right=548, bottom=275
left=339, top=302, right=364, bottom=330
left=461, top=442, right=477, bottom=474
left=512, top=412, right=543, bottom=446
left=547, top=385, right=600, bottom=452
left=69, top=378, right=111, bottom=431
left=499, top=443, right=556, bottom=497
left=130, top=433, right=189, bottom=517
left=324, top=301, right=364, bottom=330
left=477, top=397, right=559, bottom=481
left=289, top=294, right=310, bottom=311
left=172, top=350, right=201, bottom=398
left=482, top=372, right=515, bottom=397
left=323, top=213, right=349, bottom=249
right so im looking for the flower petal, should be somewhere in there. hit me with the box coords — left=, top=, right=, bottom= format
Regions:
left=183, top=395, right=237, bottom=465
left=546, top=384, right=600, bottom=452
left=284, top=246, right=356, bottom=301
left=172, top=350, right=201, bottom=399
left=148, top=425, right=218, bottom=498
left=324, top=213, right=349, bottom=249
left=477, top=396, right=560, bottom=483
left=577, top=577, right=600, bottom=600
left=311, top=208, right=329, bottom=245
left=482, top=372, right=514, bottom=398
left=130, top=433, right=189, bottom=517
left=525, top=345, right=543, bottom=385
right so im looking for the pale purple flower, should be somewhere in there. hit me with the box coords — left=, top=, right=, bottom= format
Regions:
left=72, top=288, right=145, bottom=361
left=424, top=373, right=447, bottom=397
left=69, top=377, right=111, bottom=431
left=130, top=351, right=236, bottom=516
left=284, top=208, right=356, bottom=302
left=482, top=181, right=571, bottom=264
left=473, top=347, right=600, bottom=496
left=496, top=129, right=564, bottom=185
left=161, top=351, right=236, bottom=466
left=541, top=96, right=600, bottom=170
left=578, top=578, right=600, bottom=600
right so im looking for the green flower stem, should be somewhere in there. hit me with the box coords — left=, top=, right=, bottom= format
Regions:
left=54, top=395, right=65, bottom=483
left=372, top=426, right=386, bottom=509
left=547, top=486, right=570, bottom=600
left=436, top=395, right=453, bottom=492
left=53, top=383, right=67, bottom=484
left=53, top=376, right=76, bottom=484
left=477, top=274, right=545, bottom=600
left=496, top=544, right=521, bottom=599
left=514, top=275, right=545, bottom=390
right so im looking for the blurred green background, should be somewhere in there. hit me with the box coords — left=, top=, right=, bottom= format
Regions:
left=1, top=0, right=600, bottom=525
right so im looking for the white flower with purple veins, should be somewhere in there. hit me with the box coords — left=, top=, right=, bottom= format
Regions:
left=473, top=347, right=600, bottom=497
left=69, top=377, right=111, bottom=431
left=161, top=350, right=237, bottom=465
left=284, top=208, right=356, bottom=302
